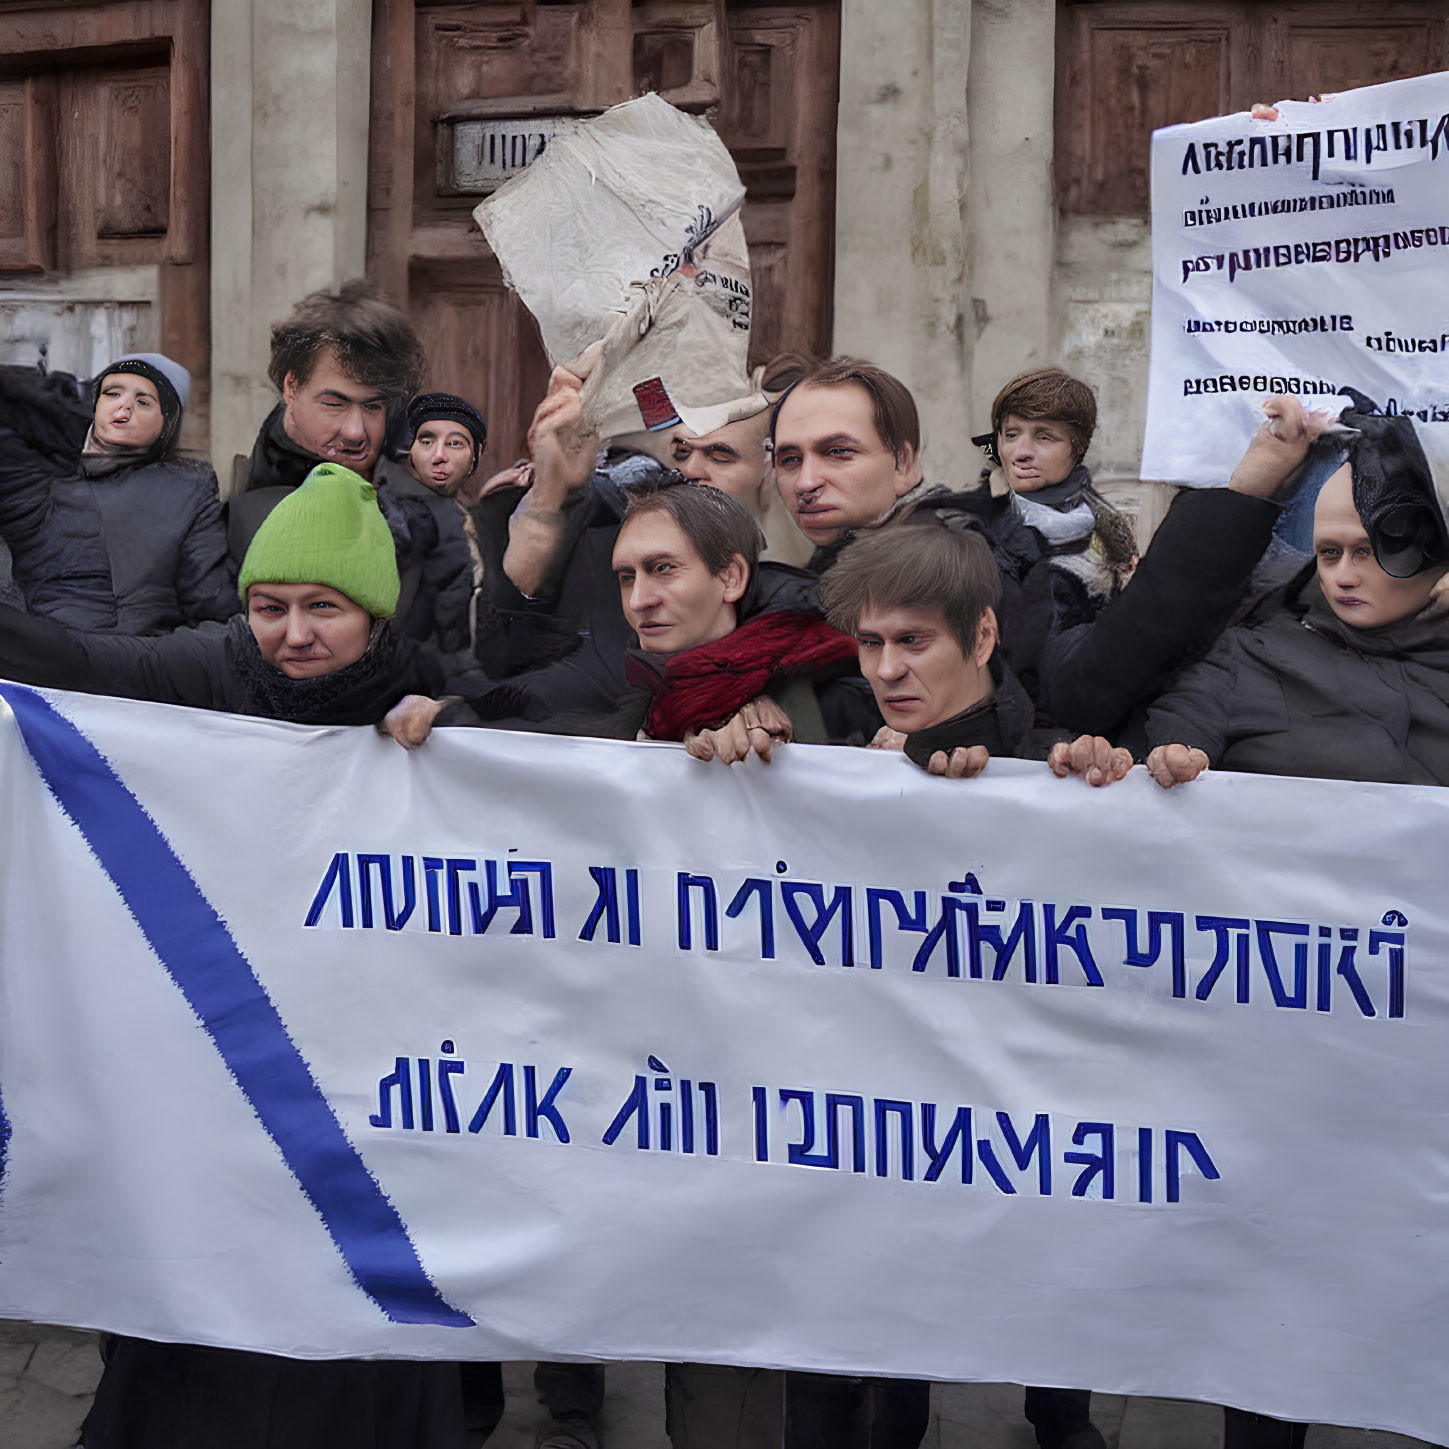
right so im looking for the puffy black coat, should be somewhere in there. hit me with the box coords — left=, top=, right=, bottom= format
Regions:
left=0, top=365, right=236, bottom=634
left=1037, top=486, right=1281, bottom=738
left=373, top=464, right=476, bottom=656
left=1144, top=564, right=1449, bottom=785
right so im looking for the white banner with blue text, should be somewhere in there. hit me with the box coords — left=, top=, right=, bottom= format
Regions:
left=0, top=683, right=1446, bottom=1442
left=1142, top=69, right=1449, bottom=487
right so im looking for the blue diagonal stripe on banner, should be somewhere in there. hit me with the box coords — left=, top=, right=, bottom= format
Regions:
left=0, top=683, right=473, bottom=1328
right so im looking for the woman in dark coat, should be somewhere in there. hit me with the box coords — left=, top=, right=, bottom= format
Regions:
left=962, top=367, right=1329, bottom=740
left=1144, top=413, right=1449, bottom=792
left=0, top=354, right=236, bottom=635
left=0, top=462, right=465, bottom=1449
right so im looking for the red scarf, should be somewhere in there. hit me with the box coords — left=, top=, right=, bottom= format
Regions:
left=628, top=612, right=859, bottom=742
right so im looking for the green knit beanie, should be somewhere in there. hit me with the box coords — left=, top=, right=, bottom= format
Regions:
left=238, top=464, right=400, bottom=618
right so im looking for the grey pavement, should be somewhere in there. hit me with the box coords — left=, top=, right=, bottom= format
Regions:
left=0, top=1322, right=1436, bottom=1449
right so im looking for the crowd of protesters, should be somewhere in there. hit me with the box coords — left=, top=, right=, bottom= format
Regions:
left=0, top=275, right=1445, bottom=1449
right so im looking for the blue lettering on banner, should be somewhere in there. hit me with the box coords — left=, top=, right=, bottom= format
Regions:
left=603, top=1057, right=720, bottom=1155
left=579, top=866, right=641, bottom=946
left=0, top=683, right=472, bottom=1329
left=370, top=1050, right=572, bottom=1142
left=306, top=852, right=556, bottom=940
left=667, top=868, right=1408, bottom=1020
left=0, top=1078, right=9, bottom=1208
left=753, top=1085, right=1219, bottom=1204
left=301, top=852, right=1410, bottom=1021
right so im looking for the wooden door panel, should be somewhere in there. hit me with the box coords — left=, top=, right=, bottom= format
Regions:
left=1277, top=22, right=1449, bottom=100
left=722, top=5, right=839, bottom=364
left=0, top=1, right=208, bottom=450
left=95, top=67, right=172, bottom=240
left=1057, top=1, right=1449, bottom=218
left=369, top=0, right=840, bottom=454
left=409, top=262, right=551, bottom=479
left=0, top=75, right=57, bottom=273
left=631, top=0, right=725, bottom=111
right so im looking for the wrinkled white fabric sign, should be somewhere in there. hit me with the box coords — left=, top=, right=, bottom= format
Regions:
left=0, top=683, right=1446, bottom=1443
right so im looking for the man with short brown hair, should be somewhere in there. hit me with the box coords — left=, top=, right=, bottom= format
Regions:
left=771, top=356, right=924, bottom=548
left=227, top=280, right=428, bottom=562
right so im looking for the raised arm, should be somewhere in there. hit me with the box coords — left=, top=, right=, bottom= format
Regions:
left=1141, top=631, right=1241, bottom=784
left=502, top=359, right=601, bottom=601
left=1040, top=397, right=1340, bottom=735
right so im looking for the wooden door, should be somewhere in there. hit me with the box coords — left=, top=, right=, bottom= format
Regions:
left=367, top=0, right=841, bottom=479
left=0, top=0, right=210, bottom=453
left=1056, top=0, right=1449, bottom=218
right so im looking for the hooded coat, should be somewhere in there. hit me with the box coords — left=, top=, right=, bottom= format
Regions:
left=1144, top=563, right=1449, bottom=785
left=0, top=364, right=236, bottom=634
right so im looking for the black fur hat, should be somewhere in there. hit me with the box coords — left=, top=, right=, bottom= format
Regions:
left=1336, top=388, right=1448, bottom=578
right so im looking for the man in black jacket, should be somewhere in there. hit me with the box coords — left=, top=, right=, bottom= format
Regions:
left=807, top=512, right=1120, bottom=1449
left=226, top=280, right=427, bottom=562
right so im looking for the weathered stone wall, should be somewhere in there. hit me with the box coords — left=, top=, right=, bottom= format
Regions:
left=209, top=0, right=372, bottom=485
left=834, top=0, right=1169, bottom=532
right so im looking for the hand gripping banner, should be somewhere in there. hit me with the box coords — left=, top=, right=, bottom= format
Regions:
left=0, top=684, right=1446, bottom=1441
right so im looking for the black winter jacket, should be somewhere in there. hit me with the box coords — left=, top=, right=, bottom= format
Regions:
left=0, top=365, right=236, bottom=634
left=820, top=478, right=1282, bottom=738
left=1038, top=486, right=1281, bottom=737
left=471, top=451, right=666, bottom=704
left=0, top=606, right=444, bottom=726
left=373, top=463, right=476, bottom=656
left=901, top=657, right=1069, bottom=768
left=1144, top=565, right=1449, bottom=786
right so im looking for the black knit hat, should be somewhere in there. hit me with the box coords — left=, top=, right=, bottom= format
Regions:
left=1336, top=389, right=1448, bottom=578
left=405, top=392, right=487, bottom=453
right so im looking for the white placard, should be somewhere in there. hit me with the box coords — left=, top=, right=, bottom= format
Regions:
left=1143, top=70, right=1449, bottom=487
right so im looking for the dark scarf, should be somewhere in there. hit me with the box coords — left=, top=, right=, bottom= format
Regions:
left=79, top=427, right=154, bottom=478
left=903, top=695, right=1005, bottom=767
left=1019, top=462, right=1094, bottom=512
left=627, top=611, right=858, bottom=741
left=245, top=403, right=328, bottom=492
left=1294, top=567, right=1449, bottom=665
left=223, top=615, right=432, bottom=725
left=901, top=654, right=1052, bottom=766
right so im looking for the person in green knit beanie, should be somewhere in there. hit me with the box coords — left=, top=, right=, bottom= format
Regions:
left=239, top=462, right=402, bottom=680
left=0, top=492, right=467, bottom=1448
left=0, top=460, right=451, bottom=750
left=239, top=461, right=400, bottom=617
